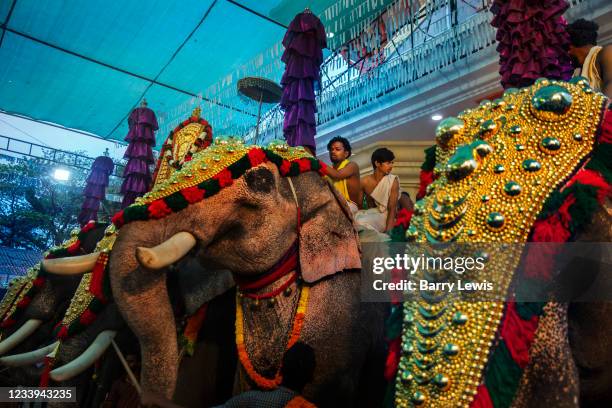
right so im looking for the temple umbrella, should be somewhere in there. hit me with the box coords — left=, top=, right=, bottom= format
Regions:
left=77, top=153, right=114, bottom=226
left=237, top=77, right=282, bottom=145
left=120, top=100, right=158, bottom=208
left=281, top=9, right=327, bottom=155
left=491, top=0, right=573, bottom=89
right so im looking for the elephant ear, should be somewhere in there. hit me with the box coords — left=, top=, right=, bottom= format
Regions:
left=298, top=178, right=362, bottom=283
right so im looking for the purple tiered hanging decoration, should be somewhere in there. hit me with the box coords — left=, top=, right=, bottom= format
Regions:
left=120, top=104, right=158, bottom=208
left=77, top=155, right=114, bottom=226
left=281, top=10, right=327, bottom=154
left=491, top=0, right=573, bottom=89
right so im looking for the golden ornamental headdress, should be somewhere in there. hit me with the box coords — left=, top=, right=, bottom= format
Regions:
left=395, top=77, right=607, bottom=407
left=112, top=139, right=326, bottom=229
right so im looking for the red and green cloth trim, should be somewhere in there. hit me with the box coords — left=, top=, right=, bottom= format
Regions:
left=416, top=145, right=436, bottom=200
left=471, top=301, right=546, bottom=408
left=50, top=148, right=323, bottom=341
left=384, top=146, right=434, bottom=406
left=112, top=147, right=326, bottom=229
left=52, top=252, right=112, bottom=340
left=387, top=208, right=414, bottom=242
left=472, top=108, right=612, bottom=408
left=44, top=221, right=104, bottom=259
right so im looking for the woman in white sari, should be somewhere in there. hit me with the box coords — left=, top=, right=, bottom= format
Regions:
left=355, top=148, right=400, bottom=236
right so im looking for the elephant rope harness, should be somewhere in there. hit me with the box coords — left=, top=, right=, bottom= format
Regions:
left=235, top=177, right=311, bottom=390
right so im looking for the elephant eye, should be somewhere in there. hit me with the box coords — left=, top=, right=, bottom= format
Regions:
left=244, top=166, right=274, bottom=194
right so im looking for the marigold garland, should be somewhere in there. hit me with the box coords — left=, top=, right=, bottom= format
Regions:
left=285, top=396, right=317, bottom=408
left=179, top=304, right=208, bottom=357
left=236, top=285, right=310, bottom=390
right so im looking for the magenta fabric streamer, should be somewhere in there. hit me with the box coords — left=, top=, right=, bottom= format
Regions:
left=281, top=11, right=327, bottom=153
left=491, top=0, right=573, bottom=89
left=78, top=155, right=114, bottom=226
left=120, top=106, right=157, bottom=208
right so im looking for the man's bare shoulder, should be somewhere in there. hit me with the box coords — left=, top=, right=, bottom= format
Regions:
left=361, top=174, right=376, bottom=185
left=345, top=161, right=360, bottom=173
left=599, top=44, right=612, bottom=56
left=346, top=161, right=359, bottom=169
left=598, top=45, right=612, bottom=88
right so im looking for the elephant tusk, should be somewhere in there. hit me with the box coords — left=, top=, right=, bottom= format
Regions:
left=0, top=341, right=59, bottom=366
left=0, top=319, right=43, bottom=355
left=42, top=252, right=100, bottom=275
left=136, top=232, right=197, bottom=270
left=50, top=330, right=116, bottom=382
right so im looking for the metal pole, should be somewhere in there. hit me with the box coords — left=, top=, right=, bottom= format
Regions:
left=110, top=339, right=142, bottom=395
left=409, top=0, right=415, bottom=50
left=255, top=92, right=263, bottom=145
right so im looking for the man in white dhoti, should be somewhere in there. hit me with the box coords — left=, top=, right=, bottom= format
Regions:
left=355, top=148, right=400, bottom=235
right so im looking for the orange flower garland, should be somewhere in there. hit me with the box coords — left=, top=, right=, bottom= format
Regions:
left=236, top=284, right=310, bottom=390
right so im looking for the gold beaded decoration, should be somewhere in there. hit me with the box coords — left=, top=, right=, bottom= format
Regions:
left=58, top=224, right=117, bottom=328
left=156, top=108, right=213, bottom=185
left=62, top=272, right=94, bottom=326
left=156, top=122, right=207, bottom=182
left=0, top=266, right=39, bottom=326
left=133, top=139, right=310, bottom=206
left=0, top=228, right=83, bottom=328
left=135, top=136, right=247, bottom=205
left=395, top=79, right=605, bottom=407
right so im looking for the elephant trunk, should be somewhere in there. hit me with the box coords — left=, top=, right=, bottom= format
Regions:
left=109, top=224, right=184, bottom=401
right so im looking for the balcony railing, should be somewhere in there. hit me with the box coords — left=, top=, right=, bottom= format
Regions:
left=252, top=0, right=589, bottom=145
left=254, top=7, right=495, bottom=144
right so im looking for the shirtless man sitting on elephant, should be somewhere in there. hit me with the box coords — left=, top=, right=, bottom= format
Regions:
left=324, top=136, right=362, bottom=213
left=356, top=147, right=400, bottom=234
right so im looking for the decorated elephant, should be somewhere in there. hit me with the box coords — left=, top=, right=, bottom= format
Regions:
left=41, top=140, right=389, bottom=406
left=0, top=108, right=218, bottom=395
left=390, top=78, right=612, bottom=407
left=4, top=79, right=610, bottom=408
left=2, top=108, right=387, bottom=406
left=0, top=221, right=108, bottom=380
